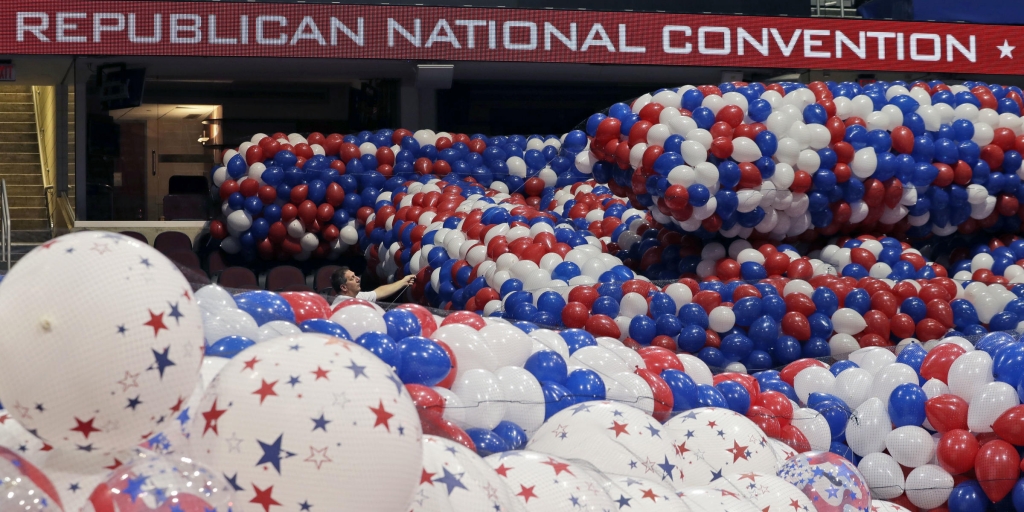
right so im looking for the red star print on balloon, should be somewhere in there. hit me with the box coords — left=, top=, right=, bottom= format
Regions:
left=143, top=310, right=168, bottom=337
left=201, top=399, right=227, bottom=436
left=540, top=457, right=574, bottom=476
left=369, top=400, right=394, bottom=432
left=789, top=498, right=802, bottom=511
left=676, top=441, right=690, bottom=456
left=250, top=484, right=282, bottom=512
left=516, top=484, right=537, bottom=502
left=641, top=488, right=658, bottom=502
left=252, top=379, right=279, bottom=405
left=608, top=421, right=629, bottom=437
left=70, top=417, right=101, bottom=439
left=311, top=366, right=331, bottom=381
left=420, top=469, right=435, bottom=485
left=494, top=464, right=512, bottom=477
left=242, top=356, right=261, bottom=372
left=726, top=440, right=750, bottom=463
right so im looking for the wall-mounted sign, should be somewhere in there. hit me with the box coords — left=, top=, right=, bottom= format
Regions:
left=2, top=1, right=1022, bottom=75
left=0, top=60, right=14, bottom=81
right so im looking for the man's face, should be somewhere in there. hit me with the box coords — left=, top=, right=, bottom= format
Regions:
left=344, top=271, right=361, bottom=294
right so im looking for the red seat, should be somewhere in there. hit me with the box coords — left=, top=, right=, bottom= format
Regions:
left=176, top=264, right=211, bottom=287
left=165, top=250, right=202, bottom=271
left=218, top=267, right=259, bottom=290
left=265, top=266, right=307, bottom=292
left=154, top=231, right=193, bottom=255
left=206, top=251, right=228, bottom=279
left=119, top=231, right=149, bottom=244
left=314, top=265, right=341, bottom=295
left=283, top=283, right=316, bottom=293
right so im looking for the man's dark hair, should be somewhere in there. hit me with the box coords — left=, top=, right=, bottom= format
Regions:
left=331, top=266, right=352, bottom=293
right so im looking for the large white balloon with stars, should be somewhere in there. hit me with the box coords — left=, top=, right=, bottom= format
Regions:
left=0, top=231, right=203, bottom=456
left=661, top=407, right=779, bottom=488
left=187, top=333, right=422, bottom=512
left=411, top=435, right=525, bottom=512
left=483, top=450, right=616, bottom=512
left=526, top=401, right=687, bottom=490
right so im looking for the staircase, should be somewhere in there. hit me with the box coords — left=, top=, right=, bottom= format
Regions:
left=0, top=85, right=49, bottom=265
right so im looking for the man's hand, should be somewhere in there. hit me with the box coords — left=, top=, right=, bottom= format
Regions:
left=401, top=275, right=416, bottom=286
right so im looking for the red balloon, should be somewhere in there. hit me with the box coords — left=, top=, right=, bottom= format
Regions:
left=568, top=286, right=599, bottom=309
left=442, top=311, right=485, bottom=330
left=781, top=311, right=811, bottom=341
left=926, top=394, right=969, bottom=433
left=747, top=405, right=782, bottom=438
left=638, top=346, right=684, bottom=374
left=891, top=126, right=915, bottom=154
left=209, top=220, right=227, bottom=240
left=937, top=429, right=979, bottom=475
left=635, top=368, right=673, bottom=422
left=280, top=291, right=330, bottom=323
left=244, top=144, right=264, bottom=165
left=919, top=343, right=966, bottom=383
left=298, top=200, right=318, bottom=224
left=779, top=359, right=827, bottom=387
left=405, top=383, right=445, bottom=424
left=584, top=314, right=620, bottom=339
left=992, top=404, right=1024, bottom=446
left=755, top=391, right=793, bottom=427
left=713, top=373, right=760, bottom=401
left=976, top=439, right=1020, bottom=502
left=779, top=424, right=811, bottom=453
left=562, top=302, right=589, bottom=329
left=421, top=417, right=476, bottom=453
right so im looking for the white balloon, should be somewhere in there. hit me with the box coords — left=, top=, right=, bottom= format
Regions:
left=858, top=453, right=905, bottom=499
left=451, top=369, right=507, bottom=430
left=870, top=363, right=918, bottom=401
left=947, top=350, right=993, bottom=403
left=794, top=367, right=835, bottom=405
left=905, top=465, right=953, bottom=509
left=831, top=368, right=875, bottom=409
left=846, top=398, right=892, bottom=456
left=885, top=426, right=935, bottom=468
left=967, top=381, right=1020, bottom=432
left=791, top=407, right=831, bottom=451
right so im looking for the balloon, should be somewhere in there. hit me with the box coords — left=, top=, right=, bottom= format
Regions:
left=84, top=448, right=236, bottom=512
left=967, top=381, right=1020, bottom=433
left=491, top=421, right=528, bottom=450
left=992, top=404, right=1024, bottom=446
left=937, top=429, right=979, bottom=475
left=975, top=439, right=1020, bottom=502
left=947, top=480, right=991, bottom=512
left=926, top=394, right=970, bottom=433
left=0, top=231, right=203, bottom=453
left=886, top=426, right=935, bottom=468
left=495, top=366, right=546, bottom=435
left=397, top=336, right=452, bottom=386
left=206, top=335, right=256, bottom=358
left=464, top=428, right=509, bottom=456
left=920, top=343, right=967, bottom=383
left=406, top=383, right=446, bottom=423
left=524, top=350, right=567, bottom=384
left=846, top=397, right=892, bottom=457
left=858, top=452, right=905, bottom=499
left=188, top=334, right=422, bottom=511
left=383, top=309, right=422, bottom=340
left=452, top=369, right=507, bottom=430
left=234, top=290, right=297, bottom=325
left=905, top=464, right=954, bottom=509
left=887, top=382, right=927, bottom=427
left=0, top=447, right=62, bottom=511
left=414, top=435, right=522, bottom=511
left=777, top=451, right=872, bottom=511
left=280, top=291, right=331, bottom=323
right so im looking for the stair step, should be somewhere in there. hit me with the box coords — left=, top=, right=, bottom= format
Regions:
left=0, top=132, right=38, bottom=143
left=0, top=103, right=34, bottom=113
left=0, top=123, right=36, bottom=133
left=0, top=142, right=39, bottom=153
left=0, top=153, right=39, bottom=164
left=0, top=93, right=33, bottom=103
left=9, top=205, right=46, bottom=217
left=11, top=230, right=50, bottom=244
left=5, top=185, right=44, bottom=196
left=0, top=113, right=36, bottom=123
left=8, top=196, right=45, bottom=208
left=0, top=171, right=43, bottom=185
left=11, top=218, right=47, bottom=230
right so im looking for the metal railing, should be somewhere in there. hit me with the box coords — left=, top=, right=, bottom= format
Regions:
left=1, top=180, right=10, bottom=271
left=813, top=0, right=858, bottom=17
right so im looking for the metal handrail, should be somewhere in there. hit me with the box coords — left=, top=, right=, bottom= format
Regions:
left=1, top=179, right=10, bottom=271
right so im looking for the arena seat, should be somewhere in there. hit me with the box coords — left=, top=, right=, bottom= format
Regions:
left=218, top=267, right=259, bottom=290
left=119, top=231, right=149, bottom=244
left=153, top=231, right=193, bottom=255
left=265, top=265, right=307, bottom=292
left=314, top=265, right=341, bottom=295
left=206, top=251, right=227, bottom=280
left=283, top=283, right=316, bottom=293
left=165, top=250, right=202, bottom=271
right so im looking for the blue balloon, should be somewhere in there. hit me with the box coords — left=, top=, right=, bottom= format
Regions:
left=660, top=369, right=697, bottom=411
left=829, top=360, right=859, bottom=376
left=492, top=421, right=528, bottom=450
left=383, top=309, right=421, bottom=340
left=992, top=343, right=1024, bottom=388
left=811, top=398, right=850, bottom=439
left=397, top=336, right=451, bottom=386
left=696, top=384, right=729, bottom=408
left=948, top=479, right=991, bottom=512
left=1012, top=476, right=1024, bottom=512
left=715, top=380, right=751, bottom=414
left=887, top=382, right=927, bottom=427
left=354, top=331, right=401, bottom=369
left=525, top=351, right=567, bottom=384
left=560, top=329, right=597, bottom=353
left=541, top=381, right=573, bottom=419
left=234, top=290, right=296, bottom=325
left=564, top=369, right=606, bottom=403
left=298, top=318, right=351, bottom=339
left=206, top=336, right=255, bottom=358
left=465, top=428, right=509, bottom=456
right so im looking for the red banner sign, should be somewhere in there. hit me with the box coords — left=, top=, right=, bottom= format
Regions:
left=3, top=1, right=1023, bottom=75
